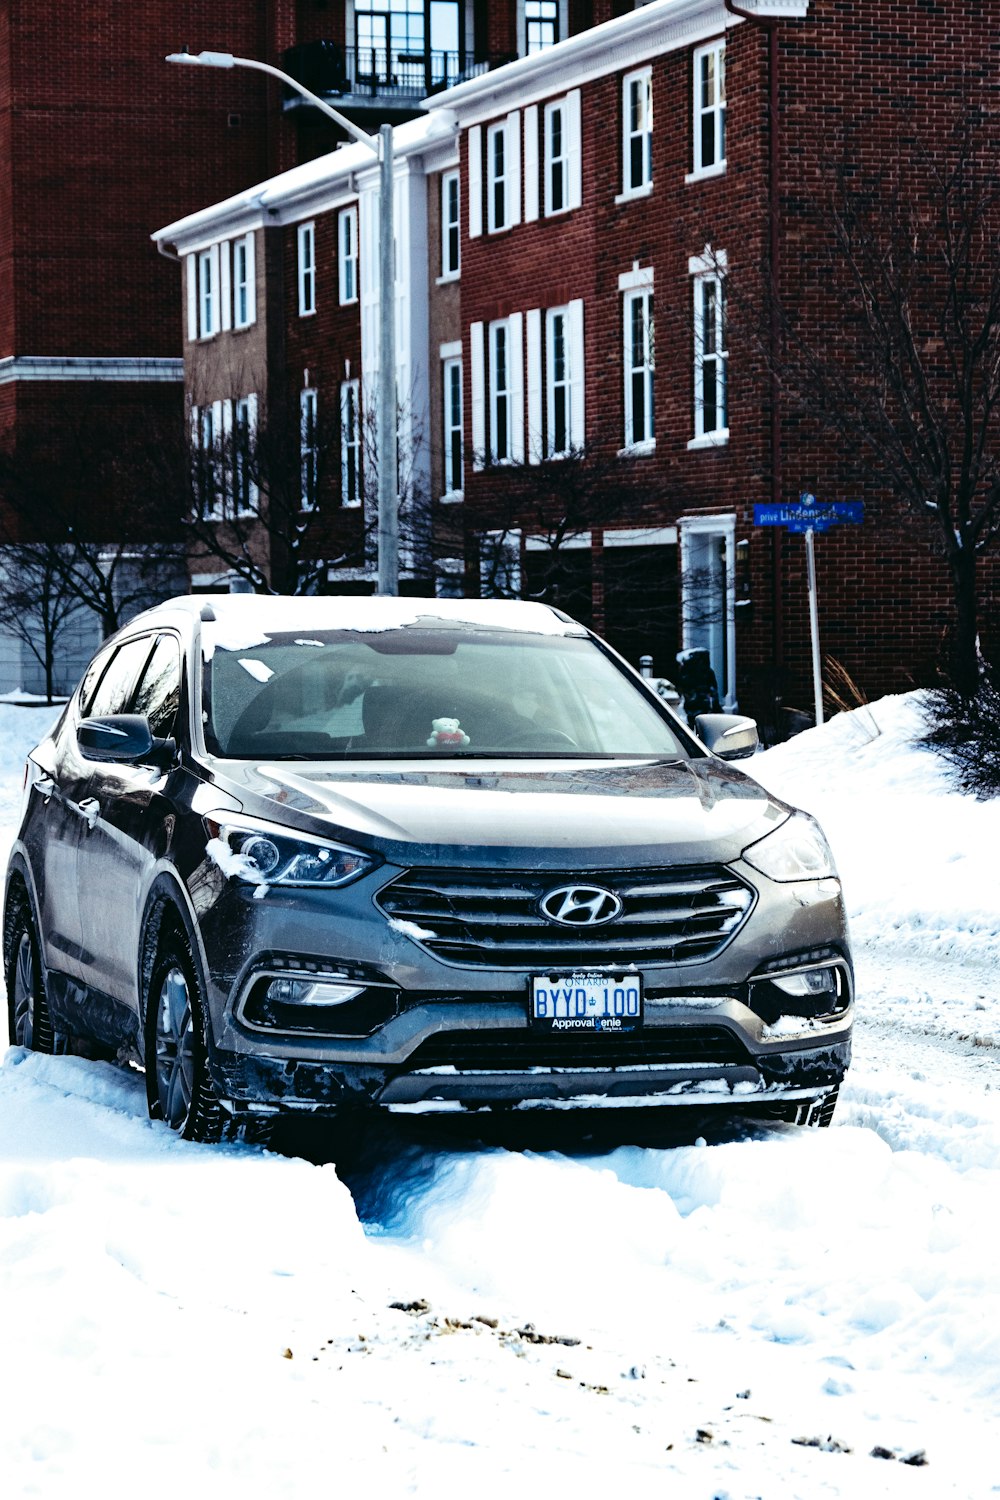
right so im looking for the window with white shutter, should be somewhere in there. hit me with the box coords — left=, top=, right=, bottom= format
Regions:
left=440, top=172, right=460, bottom=278
left=691, top=41, right=726, bottom=178
left=442, top=357, right=463, bottom=498
left=688, top=250, right=728, bottom=444
left=340, top=380, right=361, bottom=506
left=470, top=322, right=486, bottom=471
left=300, top=387, right=318, bottom=509
left=297, top=222, right=316, bottom=316
left=234, top=393, right=258, bottom=513
left=339, top=208, right=359, bottom=304
left=621, top=68, right=653, bottom=198
left=233, top=234, right=256, bottom=329
left=468, top=126, right=483, bottom=239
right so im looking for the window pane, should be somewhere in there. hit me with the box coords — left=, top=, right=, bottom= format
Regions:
left=131, top=636, right=181, bottom=738
left=89, top=638, right=154, bottom=719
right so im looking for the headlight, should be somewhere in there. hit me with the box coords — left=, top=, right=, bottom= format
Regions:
left=742, top=812, right=838, bottom=882
left=206, top=814, right=377, bottom=888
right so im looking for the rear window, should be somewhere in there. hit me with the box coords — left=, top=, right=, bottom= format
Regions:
left=203, top=627, right=690, bottom=761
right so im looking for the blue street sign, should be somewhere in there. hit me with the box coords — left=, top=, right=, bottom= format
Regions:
left=753, top=501, right=865, bottom=528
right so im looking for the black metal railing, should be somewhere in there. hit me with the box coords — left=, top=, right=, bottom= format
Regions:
left=281, top=41, right=515, bottom=108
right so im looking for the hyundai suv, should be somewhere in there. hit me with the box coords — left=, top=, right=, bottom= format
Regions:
left=4, top=596, right=852, bottom=1141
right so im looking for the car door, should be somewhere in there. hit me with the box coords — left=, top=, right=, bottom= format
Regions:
left=28, top=645, right=118, bottom=983
left=74, top=632, right=184, bottom=1008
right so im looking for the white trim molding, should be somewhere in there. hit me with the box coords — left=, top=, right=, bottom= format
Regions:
left=679, top=511, right=738, bottom=711
left=424, top=2, right=810, bottom=127
left=0, top=356, right=184, bottom=385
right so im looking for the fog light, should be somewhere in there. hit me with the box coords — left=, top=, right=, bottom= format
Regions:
left=264, top=977, right=365, bottom=1006
left=771, top=968, right=839, bottom=999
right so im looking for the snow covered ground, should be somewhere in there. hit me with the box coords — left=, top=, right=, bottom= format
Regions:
left=1, top=694, right=998, bottom=1499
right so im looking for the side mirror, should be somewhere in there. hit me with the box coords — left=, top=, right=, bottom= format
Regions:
left=77, top=713, right=157, bottom=764
left=694, top=712, right=759, bottom=761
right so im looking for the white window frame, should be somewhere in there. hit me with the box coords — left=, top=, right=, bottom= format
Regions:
left=623, top=287, right=655, bottom=452
left=440, top=170, right=461, bottom=279
left=194, top=401, right=224, bottom=520
left=338, top=207, right=358, bottom=305
left=619, top=67, right=653, bottom=201
left=690, top=252, right=728, bottom=446
left=489, top=319, right=511, bottom=464
left=197, top=245, right=220, bottom=338
left=544, top=99, right=569, bottom=218
left=522, top=0, right=563, bottom=55
left=233, top=393, right=258, bottom=515
left=233, top=233, right=256, bottom=329
left=487, top=121, right=509, bottom=234
left=442, top=355, right=464, bottom=499
left=480, top=528, right=522, bottom=597
left=689, top=39, right=726, bottom=180
left=300, top=387, right=318, bottom=510
left=679, top=513, right=737, bottom=711
left=297, top=221, right=316, bottom=316
left=545, top=307, right=574, bottom=458
left=340, top=378, right=361, bottom=508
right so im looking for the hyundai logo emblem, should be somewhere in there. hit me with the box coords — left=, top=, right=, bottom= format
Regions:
left=539, top=884, right=624, bottom=927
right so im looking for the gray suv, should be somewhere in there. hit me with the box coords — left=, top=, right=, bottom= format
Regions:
left=4, top=596, right=852, bottom=1141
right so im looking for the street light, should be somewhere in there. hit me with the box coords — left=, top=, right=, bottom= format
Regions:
left=166, top=49, right=399, bottom=595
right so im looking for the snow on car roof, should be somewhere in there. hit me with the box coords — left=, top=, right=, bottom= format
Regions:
left=129, top=594, right=582, bottom=657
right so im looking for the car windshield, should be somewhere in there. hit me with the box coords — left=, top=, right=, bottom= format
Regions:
left=203, top=626, right=691, bottom=760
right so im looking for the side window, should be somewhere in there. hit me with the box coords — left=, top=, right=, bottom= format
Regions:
left=130, top=635, right=182, bottom=739
left=87, top=638, right=155, bottom=720
left=79, top=646, right=116, bottom=717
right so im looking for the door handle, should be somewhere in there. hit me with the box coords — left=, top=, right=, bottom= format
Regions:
left=77, top=798, right=101, bottom=830
left=35, top=774, right=56, bottom=800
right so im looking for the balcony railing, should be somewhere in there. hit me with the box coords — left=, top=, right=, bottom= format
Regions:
left=281, top=41, right=515, bottom=110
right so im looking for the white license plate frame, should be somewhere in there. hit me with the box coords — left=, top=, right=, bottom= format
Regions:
left=529, top=972, right=644, bottom=1033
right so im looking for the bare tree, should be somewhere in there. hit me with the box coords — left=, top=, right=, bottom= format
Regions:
left=729, top=109, right=1000, bottom=696
left=0, top=544, right=80, bottom=702
left=186, top=382, right=432, bottom=595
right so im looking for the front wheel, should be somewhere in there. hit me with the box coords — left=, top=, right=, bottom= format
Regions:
left=144, top=927, right=272, bottom=1146
left=5, top=895, right=55, bottom=1053
left=145, top=930, right=228, bottom=1142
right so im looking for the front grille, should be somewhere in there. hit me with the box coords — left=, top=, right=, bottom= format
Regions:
left=377, top=865, right=755, bottom=969
left=403, top=1026, right=749, bottom=1072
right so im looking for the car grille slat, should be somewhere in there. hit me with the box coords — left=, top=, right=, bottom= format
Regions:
left=403, top=1026, right=749, bottom=1071
left=377, top=865, right=755, bottom=969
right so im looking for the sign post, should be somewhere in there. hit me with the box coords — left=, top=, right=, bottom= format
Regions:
left=803, top=513, right=823, bottom=725
left=753, top=495, right=865, bottom=727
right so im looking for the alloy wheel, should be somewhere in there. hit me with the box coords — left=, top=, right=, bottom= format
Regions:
left=11, top=930, right=37, bottom=1048
left=154, top=965, right=197, bottom=1130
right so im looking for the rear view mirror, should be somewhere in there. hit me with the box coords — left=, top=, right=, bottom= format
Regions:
left=694, top=712, right=759, bottom=761
left=77, top=713, right=155, bottom=763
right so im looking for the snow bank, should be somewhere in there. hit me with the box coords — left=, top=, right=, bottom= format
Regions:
left=751, top=693, right=1000, bottom=967
left=1, top=693, right=999, bottom=1497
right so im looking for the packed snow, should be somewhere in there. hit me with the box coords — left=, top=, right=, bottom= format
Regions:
left=1, top=692, right=998, bottom=1498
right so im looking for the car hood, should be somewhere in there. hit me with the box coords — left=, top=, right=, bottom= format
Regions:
left=216, top=757, right=789, bottom=867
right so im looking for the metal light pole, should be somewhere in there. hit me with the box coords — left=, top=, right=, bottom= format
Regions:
left=166, top=50, right=399, bottom=595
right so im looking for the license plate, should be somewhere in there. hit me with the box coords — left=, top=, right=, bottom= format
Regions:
left=530, top=972, right=643, bottom=1032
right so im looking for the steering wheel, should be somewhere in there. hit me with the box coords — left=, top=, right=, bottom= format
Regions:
left=508, top=729, right=579, bottom=750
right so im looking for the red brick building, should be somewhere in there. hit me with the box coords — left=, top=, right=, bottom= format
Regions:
left=156, top=0, right=1000, bottom=727
left=1, top=0, right=573, bottom=688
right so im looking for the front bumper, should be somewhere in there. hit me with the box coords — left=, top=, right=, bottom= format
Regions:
left=195, top=858, right=853, bottom=1118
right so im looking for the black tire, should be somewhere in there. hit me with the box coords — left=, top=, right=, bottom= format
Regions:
left=4, top=890, right=55, bottom=1053
left=144, top=927, right=228, bottom=1143
left=144, top=924, right=272, bottom=1147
